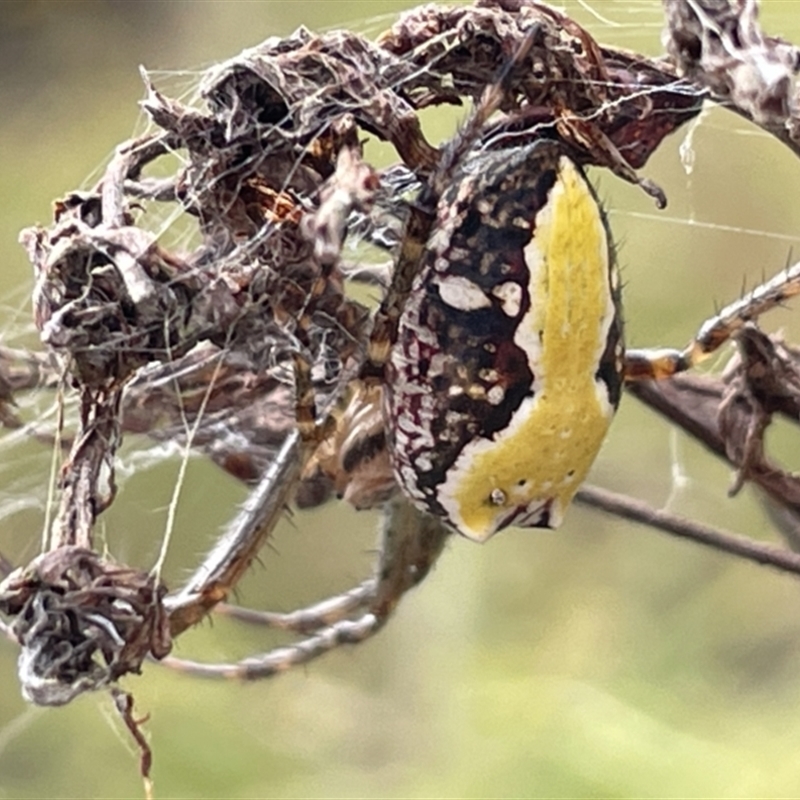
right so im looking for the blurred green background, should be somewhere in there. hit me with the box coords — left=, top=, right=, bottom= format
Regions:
left=3, top=1, right=800, bottom=797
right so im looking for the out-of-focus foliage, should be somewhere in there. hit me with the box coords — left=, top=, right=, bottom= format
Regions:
left=3, top=1, right=800, bottom=798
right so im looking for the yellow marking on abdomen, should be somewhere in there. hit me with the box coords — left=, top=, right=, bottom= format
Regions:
left=439, top=158, right=616, bottom=541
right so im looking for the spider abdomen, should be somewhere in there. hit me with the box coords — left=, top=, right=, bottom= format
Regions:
left=387, top=141, right=624, bottom=541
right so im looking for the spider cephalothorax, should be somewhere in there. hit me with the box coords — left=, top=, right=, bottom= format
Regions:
left=387, top=141, right=623, bottom=540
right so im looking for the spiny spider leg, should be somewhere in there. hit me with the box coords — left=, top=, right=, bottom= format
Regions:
left=160, top=498, right=449, bottom=679
left=361, top=26, right=538, bottom=380
left=216, top=579, right=375, bottom=635
left=161, top=615, right=378, bottom=680
left=624, top=260, right=800, bottom=381
left=165, top=431, right=302, bottom=637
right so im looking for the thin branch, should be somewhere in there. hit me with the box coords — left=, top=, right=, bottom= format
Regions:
left=627, top=327, right=800, bottom=545
left=577, top=483, right=800, bottom=576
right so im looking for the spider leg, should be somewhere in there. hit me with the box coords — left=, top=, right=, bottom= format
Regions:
left=360, top=202, right=434, bottom=380
left=159, top=498, right=449, bottom=679
left=165, top=431, right=302, bottom=636
left=292, top=352, right=319, bottom=445
left=215, top=578, right=375, bottom=635
left=361, top=27, right=539, bottom=382
left=160, top=615, right=380, bottom=679
left=624, top=261, right=800, bottom=381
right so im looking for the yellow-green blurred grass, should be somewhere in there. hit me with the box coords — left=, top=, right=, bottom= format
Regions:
left=3, top=2, right=800, bottom=798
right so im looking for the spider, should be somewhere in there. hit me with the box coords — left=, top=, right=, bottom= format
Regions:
left=159, top=37, right=800, bottom=680
left=5, top=0, right=800, bottom=704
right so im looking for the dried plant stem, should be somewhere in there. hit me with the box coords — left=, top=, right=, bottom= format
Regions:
left=577, top=484, right=800, bottom=576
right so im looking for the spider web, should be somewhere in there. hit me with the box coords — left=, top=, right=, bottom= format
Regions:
left=2, top=0, right=800, bottom=797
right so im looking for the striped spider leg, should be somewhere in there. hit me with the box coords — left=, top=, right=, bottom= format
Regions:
left=623, top=261, right=800, bottom=382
